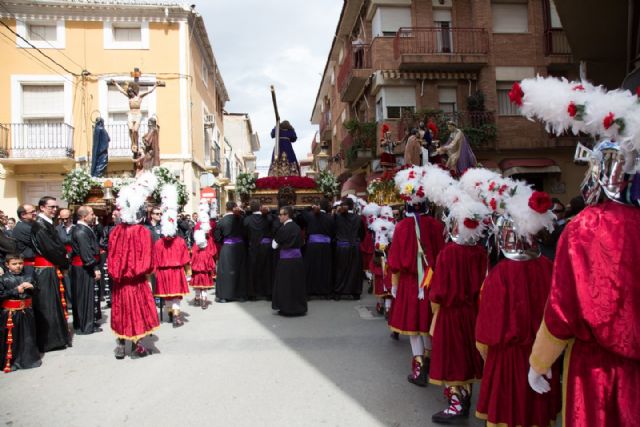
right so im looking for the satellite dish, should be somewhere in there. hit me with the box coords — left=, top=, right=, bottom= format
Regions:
left=200, top=173, right=215, bottom=187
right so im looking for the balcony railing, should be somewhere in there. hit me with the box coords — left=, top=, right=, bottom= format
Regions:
left=105, top=123, right=148, bottom=158
left=319, top=111, right=332, bottom=141
left=394, top=27, right=489, bottom=59
left=337, top=42, right=372, bottom=95
left=0, top=122, right=74, bottom=159
left=544, top=29, right=571, bottom=55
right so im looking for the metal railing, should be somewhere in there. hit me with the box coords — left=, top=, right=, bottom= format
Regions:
left=544, top=29, right=571, bottom=55
left=104, top=122, right=148, bottom=157
left=337, top=42, right=372, bottom=95
left=319, top=111, right=332, bottom=139
left=394, top=27, right=489, bottom=59
left=0, top=122, right=74, bottom=159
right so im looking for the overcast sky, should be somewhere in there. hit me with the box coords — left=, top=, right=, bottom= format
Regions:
left=199, top=0, right=343, bottom=174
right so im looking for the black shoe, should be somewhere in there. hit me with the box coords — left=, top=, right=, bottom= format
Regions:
left=367, top=282, right=373, bottom=294
left=92, top=326, right=103, bottom=333
left=134, top=342, right=151, bottom=358
left=114, top=343, right=125, bottom=360
left=390, top=332, right=399, bottom=340
left=431, top=410, right=468, bottom=424
left=215, top=298, right=227, bottom=303
left=352, top=294, right=361, bottom=300
left=332, top=294, right=341, bottom=301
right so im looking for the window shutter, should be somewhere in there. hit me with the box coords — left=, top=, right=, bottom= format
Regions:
left=22, top=85, right=64, bottom=119
left=492, top=3, right=528, bottom=33
left=28, top=24, right=57, bottom=42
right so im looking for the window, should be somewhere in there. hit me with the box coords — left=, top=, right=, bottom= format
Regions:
left=104, top=21, right=149, bottom=49
left=549, top=0, right=562, bottom=28
left=372, top=7, right=411, bottom=37
left=497, top=82, right=520, bottom=116
left=492, top=2, right=529, bottom=33
left=201, top=60, right=209, bottom=86
left=378, top=86, right=416, bottom=119
left=113, top=26, right=142, bottom=42
left=16, top=20, right=65, bottom=49
left=438, top=87, right=457, bottom=113
left=22, top=85, right=64, bottom=121
left=433, top=9, right=452, bottom=53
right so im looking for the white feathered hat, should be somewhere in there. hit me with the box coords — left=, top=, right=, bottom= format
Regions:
left=160, top=184, right=179, bottom=237
left=116, top=171, right=158, bottom=225
left=394, top=165, right=428, bottom=205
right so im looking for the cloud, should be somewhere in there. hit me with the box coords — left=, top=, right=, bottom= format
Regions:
left=199, top=0, right=342, bottom=172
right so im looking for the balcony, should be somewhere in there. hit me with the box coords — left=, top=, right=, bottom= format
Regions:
left=105, top=123, right=148, bottom=159
left=0, top=122, right=75, bottom=165
left=337, top=42, right=372, bottom=102
left=319, top=112, right=332, bottom=142
left=544, top=29, right=573, bottom=65
left=394, top=27, right=489, bottom=70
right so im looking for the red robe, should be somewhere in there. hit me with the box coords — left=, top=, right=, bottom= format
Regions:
left=530, top=201, right=640, bottom=427
left=370, top=253, right=392, bottom=297
left=190, top=244, right=215, bottom=289
left=107, top=224, right=159, bottom=340
left=153, top=236, right=190, bottom=298
left=429, top=242, right=486, bottom=385
left=360, top=217, right=374, bottom=271
left=476, top=257, right=561, bottom=427
left=386, top=214, right=445, bottom=335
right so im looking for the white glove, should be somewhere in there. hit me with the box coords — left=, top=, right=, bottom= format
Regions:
left=418, top=287, right=425, bottom=300
left=271, top=240, right=279, bottom=250
left=391, top=286, right=397, bottom=298
left=528, top=366, right=551, bottom=394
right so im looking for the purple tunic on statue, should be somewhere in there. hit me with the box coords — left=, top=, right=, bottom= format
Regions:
left=271, top=127, right=298, bottom=166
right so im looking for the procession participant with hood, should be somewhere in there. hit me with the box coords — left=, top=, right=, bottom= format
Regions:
left=69, top=206, right=102, bottom=335
left=108, top=173, right=160, bottom=359
left=0, top=254, right=41, bottom=373
left=466, top=170, right=561, bottom=427
left=424, top=167, right=490, bottom=423
left=332, top=197, right=365, bottom=300
left=31, top=196, right=71, bottom=352
left=191, top=200, right=216, bottom=309
left=55, top=208, right=74, bottom=307
left=510, top=76, right=640, bottom=427
left=214, top=201, right=247, bottom=303
left=243, top=200, right=276, bottom=300
left=152, top=185, right=190, bottom=327
left=13, top=204, right=37, bottom=276
left=360, top=200, right=377, bottom=292
left=387, top=166, right=445, bottom=387
left=369, top=206, right=395, bottom=316
left=271, top=206, right=307, bottom=316
left=301, top=198, right=335, bottom=298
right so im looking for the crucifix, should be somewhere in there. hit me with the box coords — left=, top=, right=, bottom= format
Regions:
left=108, top=68, right=165, bottom=159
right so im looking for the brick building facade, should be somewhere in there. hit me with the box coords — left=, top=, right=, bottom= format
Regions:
left=311, top=0, right=586, bottom=202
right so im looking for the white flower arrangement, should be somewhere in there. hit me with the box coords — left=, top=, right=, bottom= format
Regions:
left=62, top=168, right=96, bottom=204
left=316, top=170, right=339, bottom=197
left=236, top=172, right=256, bottom=196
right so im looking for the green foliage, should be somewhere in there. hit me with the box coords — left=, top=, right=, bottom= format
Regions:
left=343, top=119, right=377, bottom=148
left=466, top=91, right=486, bottom=112
left=461, top=123, right=497, bottom=147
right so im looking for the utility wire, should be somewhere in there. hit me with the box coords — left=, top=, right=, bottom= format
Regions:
left=0, top=19, right=80, bottom=76
left=0, top=1, right=85, bottom=71
left=0, top=30, right=74, bottom=83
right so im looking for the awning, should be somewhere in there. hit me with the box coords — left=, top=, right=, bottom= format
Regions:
left=381, top=70, right=478, bottom=80
left=499, top=158, right=562, bottom=177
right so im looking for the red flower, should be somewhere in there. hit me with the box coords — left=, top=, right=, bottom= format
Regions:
left=489, top=198, right=497, bottom=211
left=463, top=218, right=479, bottom=229
left=603, top=112, right=615, bottom=130
left=568, top=102, right=577, bottom=117
left=255, top=176, right=317, bottom=189
left=508, top=82, right=524, bottom=106
left=528, top=191, right=553, bottom=214
left=572, top=84, right=585, bottom=91
left=416, top=187, right=425, bottom=198
left=498, top=184, right=509, bottom=196
left=636, top=86, right=640, bottom=97
left=488, top=181, right=496, bottom=191
left=408, top=171, right=416, bottom=179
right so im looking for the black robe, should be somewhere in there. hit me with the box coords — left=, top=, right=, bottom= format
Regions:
left=243, top=213, right=275, bottom=299
left=70, top=224, right=100, bottom=334
left=55, top=223, right=73, bottom=305
left=301, top=210, right=334, bottom=296
left=214, top=214, right=247, bottom=301
left=0, top=232, right=16, bottom=266
left=13, top=221, right=35, bottom=276
left=333, top=212, right=365, bottom=297
left=0, top=271, right=41, bottom=371
left=99, top=224, right=116, bottom=305
left=272, top=221, right=307, bottom=316
left=31, top=216, right=70, bottom=352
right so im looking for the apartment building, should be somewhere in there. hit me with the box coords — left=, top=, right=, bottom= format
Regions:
left=221, top=112, right=260, bottom=204
left=0, top=0, right=228, bottom=214
left=311, top=0, right=585, bottom=202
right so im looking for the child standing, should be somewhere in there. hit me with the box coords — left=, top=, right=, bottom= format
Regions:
left=0, top=254, right=41, bottom=372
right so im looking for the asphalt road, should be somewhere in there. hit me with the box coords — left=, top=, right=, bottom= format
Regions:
left=1, top=290, right=486, bottom=427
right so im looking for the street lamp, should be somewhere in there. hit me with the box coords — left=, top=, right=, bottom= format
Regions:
left=316, top=145, right=330, bottom=172
left=244, top=154, right=257, bottom=173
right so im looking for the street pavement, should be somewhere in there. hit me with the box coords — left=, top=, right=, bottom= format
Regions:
left=1, top=289, right=486, bottom=427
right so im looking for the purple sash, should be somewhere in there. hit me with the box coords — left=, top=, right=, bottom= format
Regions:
left=337, top=240, right=359, bottom=247
left=308, top=234, right=330, bottom=244
left=280, top=248, right=302, bottom=259
left=224, top=237, right=243, bottom=245
left=260, top=237, right=273, bottom=245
